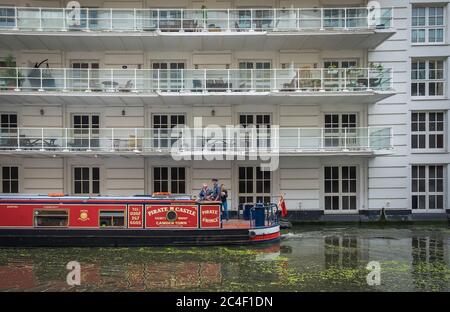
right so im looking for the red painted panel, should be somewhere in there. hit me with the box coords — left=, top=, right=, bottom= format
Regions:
left=145, top=204, right=198, bottom=228
left=199, top=204, right=221, bottom=228
left=69, top=205, right=125, bottom=227
left=127, top=205, right=143, bottom=228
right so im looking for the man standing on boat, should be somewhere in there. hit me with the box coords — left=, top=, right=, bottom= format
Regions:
left=198, top=183, right=211, bottom=201
left=210, top=178, right=221, bottom=201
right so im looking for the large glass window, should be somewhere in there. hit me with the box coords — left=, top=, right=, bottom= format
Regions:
left=34, top=210, right=68, bottom=227
left=324, top=113, right=357, bottom=148
left=238, top=166, right=271, bottom=204
left=324, top=166, right=357, bottom=211
left=73, top=167, right=100, bottom=195
left=412, top=165, right=445, bottom=210
left=411, top=112, right=445, bottom=150
left=412, top=6, right=445, bottom=43
left=1, top=166, right=18, bottom=193
left=153, top=167, right=186, bottom=194
left=99, top=211, right=125, bottom=227
left=411, top=59, right=445, bottom=97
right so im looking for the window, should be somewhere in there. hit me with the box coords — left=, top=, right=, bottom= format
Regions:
left=411, top=112, right=445, bottom=150
left=412, top=165, right=445, bottom=210
left=0, top=8, right=15, bottom=28
left=99, top=211, right=125, bottom=227
left=152, top=61, right=185, bottom=91
left=34, top=210, right=68, bottom=227
left=412, top=6, right=445, bottom=43
left=73, top=167, right=100, bottom=194
left=324, top=166, right=357, bottom=211
left=238, top=61, right=271, bottom=91
left=238, top=166, right=271, bottom=204
left=411, top=59, right=445, bottom=97
left=1, top=113, right=17, bottom=133
left=324, top=113, right=357, bottom=147
left=153, top=167, right=186, bottom=194
left=323, top=60, right=358, bottom=68
left=152, top=114, right=185, bottom=148
left=1, top=166, right=18, bottom=193
left=239, top=114, right=271, bottom=148
left=71, top=61, right=100, bottom=90
left=72, top=114, right=99, bottom=149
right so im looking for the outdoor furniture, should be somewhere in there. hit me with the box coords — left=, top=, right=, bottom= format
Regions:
left=102, top=81, right=119, bottom=92
left=206, top=79, right=229, bottom=91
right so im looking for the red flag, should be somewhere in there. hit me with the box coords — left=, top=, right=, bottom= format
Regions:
left=278, top=195, right=287, bottom=217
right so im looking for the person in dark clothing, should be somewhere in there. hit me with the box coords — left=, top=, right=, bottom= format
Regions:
left=220, top=183, right=229, bottom=221
left=210, top=178, right=221, bottom=201
left=198, top=183, right=211, bottom=201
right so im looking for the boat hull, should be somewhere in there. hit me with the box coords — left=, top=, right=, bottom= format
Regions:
left=0, top=226, right=280, bottom=247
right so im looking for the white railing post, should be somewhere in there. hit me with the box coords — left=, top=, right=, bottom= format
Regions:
left=227, top=9, right=230, bottom=31
left=13, top=7, right=18, bottom=30
left=38, top=8, right=42, bottom=31
left=251, top=69, right=254, bottom=91
left=15, top=128, right=21, bottom=151
left=133, top=8, right=137, bottom=31
left=320, top=68, right=324, bottom=91
left=297, top=128, right=301, bottom=150
left=367, top=67, right=371, bottom=90
left=343, top=128, right=347, bottom=150
left=63, top=68, right=67, bottom=91
left=180, top=9, right=184, bottom=32
left=134, top=128, right=139, bottom=152
left=390, top=127, right=394, bottom=149
left=343, top=69, right=347, bottom=91
left=87, top=128, right=92, bottom=152
left=157, top=69, right=160, bottom=91
left=62, top=8, right=67, bottom=31
left=39, top=68, right=44, bottom=92
left=297, top=8, right=300, bottom=30
left=85, top=68, right=91, bottom=92
left=273, top=8, right=277, bottom=30
left=110, top=69, right=114, bottom=92
left=63, top=128, right=69, bottom=152
left=250, top=9, right=254, bottom=31
left=40, top=128, right=45, bottom=151
left=320, top=8, right=324, bottom=30
left=14, top=68, right=20, bottom=91
left=320, top=128, right=324, bottom=149
left=110, top=8, right=113, bottom=30
left=86, top=8, right=90, bottom=30
left=367, top=128, right=371, bottom=149
left=157, top=9, right=160, bottom=30
left=344, top=8, right=347, bottom=30
left=110, top=128, right=115, bottom=152
left=203, top=69, right=207, bottom=93
left=133, top=68, right=138, bottom=92
left=227, top=69, right=231, bottom=92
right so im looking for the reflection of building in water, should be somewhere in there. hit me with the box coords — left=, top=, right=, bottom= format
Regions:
left=324, top=236, right=367, bottom=269
left=411, top=235, right=448, bottom=291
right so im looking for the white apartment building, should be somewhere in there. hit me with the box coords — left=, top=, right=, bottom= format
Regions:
left=0, top=0, right=448, bottom=221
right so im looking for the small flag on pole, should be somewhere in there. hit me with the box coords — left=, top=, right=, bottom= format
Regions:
left=278, top=194, right=288, bottom=218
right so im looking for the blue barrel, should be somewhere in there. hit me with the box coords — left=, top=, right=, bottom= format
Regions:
left=243, top=203, right=253, bottom=220
left=253, top=203, right=266, bottom=227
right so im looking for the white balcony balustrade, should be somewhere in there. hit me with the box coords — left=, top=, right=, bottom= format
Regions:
left=0, top=67, right=393, bottom=93
left=0, top=127, right=393, bottom=155
left=0, top=7, right=393, bottom=32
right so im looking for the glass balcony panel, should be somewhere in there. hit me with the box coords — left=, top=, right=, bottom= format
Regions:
left=278, top=128, right=298, bottom=149
left=230, top=10, right=251, bottom=31
left=17, top=9, right=41, bottom=30
left=205, top=69, right=230, bottom=92
left=275, top=9, right=297, bottom=30
left=323, top=8, right=345, bottom=28
left=253, top=9, right=274, bottom=30
left=158, top=9, right=182, bottom=31
left=206, top=10, right=228, bottom=31
left=111, top=10, right=135, bottom=30
left=41, top=9, right=64, bottom=30
left=346, top=8, right=368, bottom=28
left=276, top=69, right=298, bottom=91
left=182, top=10, right=203, bottom=31
left=299, top=129, right=322, bottom=149
left=298, top=9, right=321, bottom=29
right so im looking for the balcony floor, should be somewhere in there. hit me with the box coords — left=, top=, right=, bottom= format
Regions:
left=0, top=29, right=395, bottom=51
left=0, top=90, right=395, bottom=105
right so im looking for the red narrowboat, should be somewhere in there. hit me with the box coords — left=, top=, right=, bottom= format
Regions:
left=0, top=194, right=281, bottom=247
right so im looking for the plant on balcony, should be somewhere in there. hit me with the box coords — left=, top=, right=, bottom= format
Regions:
left=0, top=54, right=24, bottom=90
left=326, top=64, right=338, bottom=75
left=369, top=62, right=384, bottom=72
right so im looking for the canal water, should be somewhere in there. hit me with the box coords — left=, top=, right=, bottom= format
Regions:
left=0, top=225, right=449, bottom=291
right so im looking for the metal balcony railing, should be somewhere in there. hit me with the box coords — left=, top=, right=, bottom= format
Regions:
left=0, top=7, right=393, bottom=32
left=0, top=127, right=393, bottom=153
left=0, top=67, right=394, bottom=93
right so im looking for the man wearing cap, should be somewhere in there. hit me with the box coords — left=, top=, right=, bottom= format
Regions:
left=210, top=178, right=221, bottom=201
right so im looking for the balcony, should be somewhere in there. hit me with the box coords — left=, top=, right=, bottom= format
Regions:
left=0, top=127, right=393, bottom=157
left=0, top=67, right=395, bottom=105
left=0, top=7, right=395, bottom=51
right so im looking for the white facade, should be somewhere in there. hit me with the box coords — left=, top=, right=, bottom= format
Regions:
left=0, top=0, right=448, bottom=221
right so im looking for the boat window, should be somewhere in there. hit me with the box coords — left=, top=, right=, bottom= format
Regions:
left=99, top=211, right=125, bottom=227
left=34, top=210, right=68, bottom=227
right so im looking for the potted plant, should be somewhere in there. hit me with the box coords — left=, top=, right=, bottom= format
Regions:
left=0, top=54, right=24, bottom=90
left=327, top=64, right=338, bottom=75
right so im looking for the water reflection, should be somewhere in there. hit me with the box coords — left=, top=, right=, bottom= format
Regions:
left=0, top=226, right=449, bottom=291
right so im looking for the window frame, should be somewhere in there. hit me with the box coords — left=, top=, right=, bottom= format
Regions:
left=411, top=5, right=446, bottom=45
left=1, top=165, right=19, bottom=193
left=99, top=210, right=126, bottom=228
left=411, top=59, right=446, bottom=98
left=238, top=166, right=272, bottom=205
left=323, top=165, right=358, bottom=213
left=411, top=111, right=446, bottom=152
left=33, top=209, right=69, bottom=228
left=73, top=166, right=100, bottom=195
left=152, top=166, right=186, bottom=194
left=411, top=165, right=446, bottom=211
